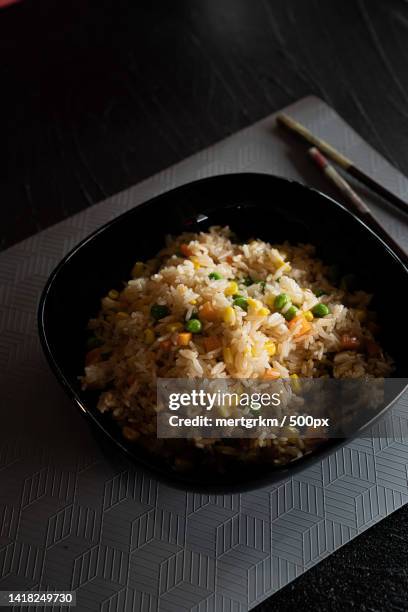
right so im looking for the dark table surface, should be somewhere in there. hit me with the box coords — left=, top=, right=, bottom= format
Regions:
left=2, top=0, right=408, bottom=610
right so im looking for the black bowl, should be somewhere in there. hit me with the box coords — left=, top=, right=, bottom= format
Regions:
left=38, top=173, right=408, bottom=491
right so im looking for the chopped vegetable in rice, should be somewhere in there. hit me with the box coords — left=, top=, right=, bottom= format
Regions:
left=81, top=226, right=392, bottom=469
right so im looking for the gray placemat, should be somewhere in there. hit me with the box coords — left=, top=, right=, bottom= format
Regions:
left=1, top=96, right=408, bottom=611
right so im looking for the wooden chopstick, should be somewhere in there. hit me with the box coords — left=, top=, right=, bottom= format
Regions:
left=308, top=147, right=407, bottom=266
left=277, top=113, right=408, bottom=217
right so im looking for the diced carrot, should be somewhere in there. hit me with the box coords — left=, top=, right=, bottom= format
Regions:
left=180, top=243, right=193, bottom=257
left=226, top=255, right=234, bottom=263
left=159, top=339, right=173, bottom=352
left=203, top=336, right=221, bottom=352
left=85, top=347, right=102, bottom=366
left=263, top=368, right=281, bottom=380
left=340, top=334, right=361, bottom=350
left=199, top=301, right=219, bottom=321
left=177, top=332, right=192, bottom=346
left=288, top=314, right=312, bottom=337
left=366, top=339, right=381, bottom=357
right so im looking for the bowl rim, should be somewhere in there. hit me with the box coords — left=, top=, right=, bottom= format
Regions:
left=37, top=172, right=408, bottom=490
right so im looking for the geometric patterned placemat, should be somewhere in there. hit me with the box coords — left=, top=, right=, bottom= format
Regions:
left=1, top=96, right=407, bottom=611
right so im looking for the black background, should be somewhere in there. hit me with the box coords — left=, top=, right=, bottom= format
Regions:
left=2, top=0, right=408, bottom=609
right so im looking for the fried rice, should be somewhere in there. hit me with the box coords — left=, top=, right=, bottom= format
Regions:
left=81, top=226, right=392, bottom=470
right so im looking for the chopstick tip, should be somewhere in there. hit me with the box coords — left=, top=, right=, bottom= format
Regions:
left=276, top=113, right=290, bottom=126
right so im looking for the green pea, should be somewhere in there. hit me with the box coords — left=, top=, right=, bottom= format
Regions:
left=233, top=297, right=248, bottom=311
left=86, top=336, right=103, bottom=349
left=209, top=272, right=222, bottom=280
left=283, top=305, right=298, bottom=321
left=312, top=303, right=330, bottom=318
left=274, top=293, right=290, bottom=311
left=185, top=318, right=202, bottom=333
left=314, top=289, right=327, bottom=297
left=151, top=304, right=170, bottom=320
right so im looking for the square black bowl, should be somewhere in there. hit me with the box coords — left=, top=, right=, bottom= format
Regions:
left=38, top=173, right=408, bottom=491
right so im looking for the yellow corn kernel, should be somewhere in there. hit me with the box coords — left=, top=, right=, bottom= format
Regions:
left=144, top=328, right=155, bottom=344
left=191, top=257, right=201, bottom=270
left=223, top=306, right=236, bottom=325
left=247, top=298, right=268, bottom=315
left=265, top=294, right=277, bottom=307
left=108, top=289, right=119, bottom=300
left=265, top=341, right=276, bottom=356
left=303, top=310, right=314, bottom=322
left=223, top=347, right=233, bottom=365
left=355, top=309, right=366, bottom=322
left=166, top=322, right=183, bottom=333
left=189, top=299, right=197, bottom=305
left=116, top=311, right=129, bottom=320
left=277, top=259, right=291, bottom=272
left=131, top=262, right=144, bottom=278
left=224, top=281, right=238, bottom=296
left=247, top=298, right=261, bottom=315
left=290, top=373, right=301, bottom=393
